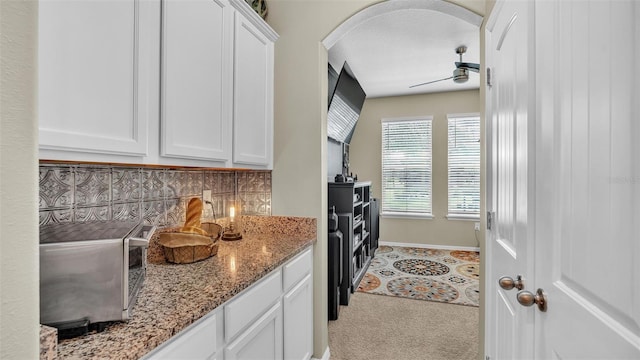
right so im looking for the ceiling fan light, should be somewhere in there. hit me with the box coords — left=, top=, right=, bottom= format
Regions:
left=453, top=68, right=469, bottom=83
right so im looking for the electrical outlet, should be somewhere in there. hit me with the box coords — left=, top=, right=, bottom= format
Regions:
left=474, top=222, right=480, bottom=231
left=203, top=190, right=212, bottom=204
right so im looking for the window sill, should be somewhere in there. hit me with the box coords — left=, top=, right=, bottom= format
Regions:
left=446, top=214, right=480, bottom=221
left=381, top=212, right=434, bottom=220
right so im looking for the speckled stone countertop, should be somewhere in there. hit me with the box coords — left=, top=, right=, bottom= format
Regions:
left=56, top=216, right=316, bottom=359
left=40, top=325, right=57, bottom=359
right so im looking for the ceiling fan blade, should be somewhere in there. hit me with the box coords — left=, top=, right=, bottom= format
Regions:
left=455, top=62, right=480, bottom=73
left=409, top=76, right=453, bottom=88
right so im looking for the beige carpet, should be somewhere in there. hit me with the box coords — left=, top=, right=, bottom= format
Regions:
left=328, top=292, right=479, bottom=360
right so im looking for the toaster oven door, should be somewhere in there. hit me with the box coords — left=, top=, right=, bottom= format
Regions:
left=123, top=225, right=155, bottom=319
left=40, top=239, right=124, bottom=325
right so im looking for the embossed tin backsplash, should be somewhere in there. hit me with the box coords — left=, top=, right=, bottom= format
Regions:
left=39, top=164, right=271, bottom=226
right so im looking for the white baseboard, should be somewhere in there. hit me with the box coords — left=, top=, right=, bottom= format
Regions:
left=311, top=346, right=330, bottom=360
left=379, top=241, right=480, bottom=252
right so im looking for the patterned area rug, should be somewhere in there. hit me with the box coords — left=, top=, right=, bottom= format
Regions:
left=357, top=245, right=480, bottom=307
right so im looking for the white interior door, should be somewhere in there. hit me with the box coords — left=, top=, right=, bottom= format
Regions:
left=485, top=1, right=535, bottom=359
left=487, top=0, right=640, bottom=358
left=533, top=0, right=640, bottom=358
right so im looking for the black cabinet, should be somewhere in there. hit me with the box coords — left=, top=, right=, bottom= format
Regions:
left=329, top=181, right=374, bottom=306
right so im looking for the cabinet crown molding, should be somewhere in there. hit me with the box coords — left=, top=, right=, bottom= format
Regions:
left=229, top=0, right=279, bottom=41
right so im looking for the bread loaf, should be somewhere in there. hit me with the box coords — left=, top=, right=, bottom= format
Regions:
left=184, top=198, right=203, bottom=228
left=181, top=197, right=208, bottom=237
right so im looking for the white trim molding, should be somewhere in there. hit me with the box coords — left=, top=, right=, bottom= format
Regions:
left=446, top=214, right=480, bottom=221
left=311, top=346, right=330, bottom=360
left=228, top=0, right=278, bottom=41
left=322, top=0, right=482, bottom=49
left=381, top=213, right=434, bottom=220
left=379, top=241, right=480, bottom=252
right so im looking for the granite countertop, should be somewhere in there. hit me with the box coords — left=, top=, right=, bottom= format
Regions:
left=40, top=325, right=57, bottom=359
left=53, top=216, right=316, bottom=359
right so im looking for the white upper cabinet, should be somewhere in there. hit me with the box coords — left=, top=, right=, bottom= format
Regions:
left=160, top=0, right=232, bottom=163
left=38, top=0, right=154, bottom=160
left=39, top=0, right=278, bottom=169
left=230, top=4, right=277, bottom=169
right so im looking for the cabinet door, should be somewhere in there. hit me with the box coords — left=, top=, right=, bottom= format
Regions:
left=232, top=11, right=274, bottom=168
left=283, top=274, right=313, bottom=360
left=161, top=0, right=232, bottom=162
left=38, top=0, right=151, bottom=158
left=225, top=302, right=283, bottom=360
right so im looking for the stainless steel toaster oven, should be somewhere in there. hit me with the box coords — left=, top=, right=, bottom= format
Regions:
left=39, top=220, right=155, bottom=337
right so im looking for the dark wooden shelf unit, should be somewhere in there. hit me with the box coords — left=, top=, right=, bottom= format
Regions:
left=329, top=181, right=374, bottom=306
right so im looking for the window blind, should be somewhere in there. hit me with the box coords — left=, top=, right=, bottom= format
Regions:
left=381, top=117, right=432, bottom=216
left=447, top=115, right=480, bottom=217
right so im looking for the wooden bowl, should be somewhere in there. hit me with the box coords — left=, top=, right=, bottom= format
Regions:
left=158, top=232, right=218, bottom=264
left=201, top=222, right=223, bottom=240
left=158, top=222, right=222, bottom=264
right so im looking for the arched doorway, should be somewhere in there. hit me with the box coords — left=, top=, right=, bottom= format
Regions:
left=321, top=1, right=484, bottom=359
left=266, top=1, right=485, bottom=358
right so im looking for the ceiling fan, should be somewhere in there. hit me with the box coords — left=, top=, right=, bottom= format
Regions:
left=409, top=46, right=480, bottom=88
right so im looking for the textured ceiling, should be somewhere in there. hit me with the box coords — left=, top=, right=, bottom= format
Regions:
left=327, top=2, right=483, bottom=99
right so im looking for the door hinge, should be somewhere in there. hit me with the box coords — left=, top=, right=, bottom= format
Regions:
left=486, top=67, right=492, bottom=87
left=487, top=211, right=493, bottom=230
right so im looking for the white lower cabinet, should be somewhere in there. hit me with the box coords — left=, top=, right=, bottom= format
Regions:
left=282, top=249, right=313, bottom=360
left=148, top=309, right=223, bottom=359
left=283, top=274, right=313, bottom=360
left=143, top=247, right=313, bottom=360
left=224, top=302, right=283, bottom=360
left=224, top=270, right=282, bottom=341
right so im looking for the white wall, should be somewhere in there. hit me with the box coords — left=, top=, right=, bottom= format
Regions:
left=0, top=1, right=40, bottom=358
left=0, top=0, right=487, bottom=357
left=267, top=0, right=485, bottom=358
left=268, top=2, right=376, bottom=356
left=349, top=90, right=481, bottom=248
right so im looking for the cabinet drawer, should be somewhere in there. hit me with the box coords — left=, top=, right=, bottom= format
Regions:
left=225, top=269, right=282, bottom=341
left=147, top=310, right=220, bottom=359
left=283, top=248, right=312, bottom=292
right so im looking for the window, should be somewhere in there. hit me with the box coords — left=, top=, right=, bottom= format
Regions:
left=381, top=117, right=432, bottom=217
left=447, top=114, right=480, bottom=218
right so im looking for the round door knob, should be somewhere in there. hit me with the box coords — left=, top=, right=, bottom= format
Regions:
left=517, top=288, right=547, bottom=312
left=498, top=275, right=524, bottom=290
